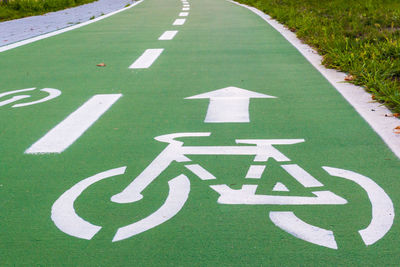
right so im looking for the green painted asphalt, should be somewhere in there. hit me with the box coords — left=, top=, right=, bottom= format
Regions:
left=0, top=0, right=400, bottom=265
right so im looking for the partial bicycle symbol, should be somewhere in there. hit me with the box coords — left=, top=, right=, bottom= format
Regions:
left=51, top=132, right=394, bottom=249
left=0, top=87, right=61, bottom=108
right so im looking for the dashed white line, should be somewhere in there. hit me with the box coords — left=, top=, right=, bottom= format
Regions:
left=173, top=19, right=186, bottom=26
left=179, top=12, right=189, bottom=17
left=129, top=49, right=164, bottom=69
left=158, top=30, right=178, bottom=40
left=25, top=94, right=122, bottom=154
left=182, top=7, right=190, bottom=11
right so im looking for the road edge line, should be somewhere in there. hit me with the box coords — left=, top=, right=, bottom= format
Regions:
left=0, top=0, right=145, bottom=53
left=229, top=0, right=400, bottom=159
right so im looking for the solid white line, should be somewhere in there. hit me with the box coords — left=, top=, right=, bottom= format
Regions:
left=281, top=164, right=323, bottom=187
left=185, top=164, right=216, bottom=180
left=25, top=94, right=122, bottom=154
left=173, top=19, right=186, bottom=26
left=129, top=49, right=164, bottom=69
left=179, top=12, right=189, bottom=17
left=229, top=0, right=400, bottom=159
left=0, top=0, right=144, bottom=53
left=245, top=165, right=266, bottom=179
left=158, top=30, right=178, bottom=40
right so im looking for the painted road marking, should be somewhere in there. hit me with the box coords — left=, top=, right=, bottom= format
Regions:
left=0, top=87, right=61, bottom=108
left=183, top=5, right=190, bottom=8
left=185, top=164, right=216, bottom=180
left=211, top=184, right=347, bottom=205
left=245, top=165, right=266, bottom=179
left=179, top=12, right=189, bottom=17
left=112, top=175, right=190, bottom=242
left=52, top=167, right=127, bottom=240
left=173, top=19, right=186, bottom=26
left=129, top=49, right=164, bottom=69
left=0, top=95, right=31, bottom=107
left=25, top=94, right=122, bottom=154
left=158, top=30, right=178, bottom=40
left=323, top=166, right=394, bottom=246
left=272, top=182, right=289, bottom=192
left=281, top=164, right=323, bottom=187
left=13, top=88, right=61, bottom=108
left=182, top=7, right=190, bottom=11
left=186, top=86, right=276, bottom=123
left=270, top=211, right=338, bottom=249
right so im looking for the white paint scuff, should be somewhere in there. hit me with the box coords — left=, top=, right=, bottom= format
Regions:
left=229, top=0, right=400, bottom=159
left=25, top=94, right=122, bottom=154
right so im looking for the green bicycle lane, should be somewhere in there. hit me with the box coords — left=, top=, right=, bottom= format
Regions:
left=0, top=0, right=399, bottom=265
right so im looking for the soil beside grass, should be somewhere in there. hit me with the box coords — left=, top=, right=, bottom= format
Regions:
left=238, top=0, right=400, bottom=113
left=0, top=0, right=98, bottom=21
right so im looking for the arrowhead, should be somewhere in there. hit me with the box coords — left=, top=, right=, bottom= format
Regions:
left=185, top=86, right=276, bottom=99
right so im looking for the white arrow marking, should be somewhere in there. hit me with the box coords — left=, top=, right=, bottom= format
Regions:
left=186, top=86, right=276, bottom=123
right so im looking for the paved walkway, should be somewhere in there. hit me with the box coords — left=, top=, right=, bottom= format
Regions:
left=0, top=0, right=133, bottom=46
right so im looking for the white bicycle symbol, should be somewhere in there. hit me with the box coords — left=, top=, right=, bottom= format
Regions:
left=51, top=132, right=394, bottom=249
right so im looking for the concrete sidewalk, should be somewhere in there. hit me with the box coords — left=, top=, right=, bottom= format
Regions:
left=0, top=0, right=133, bottom=46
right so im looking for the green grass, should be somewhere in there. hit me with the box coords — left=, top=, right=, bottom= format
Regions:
left=237, top=0, right=400, bottom=113
left=0, top=0, right=98, bottom=21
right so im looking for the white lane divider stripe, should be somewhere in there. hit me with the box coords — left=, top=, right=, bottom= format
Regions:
left=183, top=4, right=190, bottom=7
left=25, top=94, right=122, bottom=154
left=179, top=12, right=189, bottom=17
left=182, top=7, right=190, bottom=11
left=185, top=164, right=216, bottom=180
left=245, top=165, right=266, bottom=179
left=173, top=19, right=186, bottom=26
left=158, top=31, right=179, bottom=40
left=129, top=49, right=164, bottom=69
